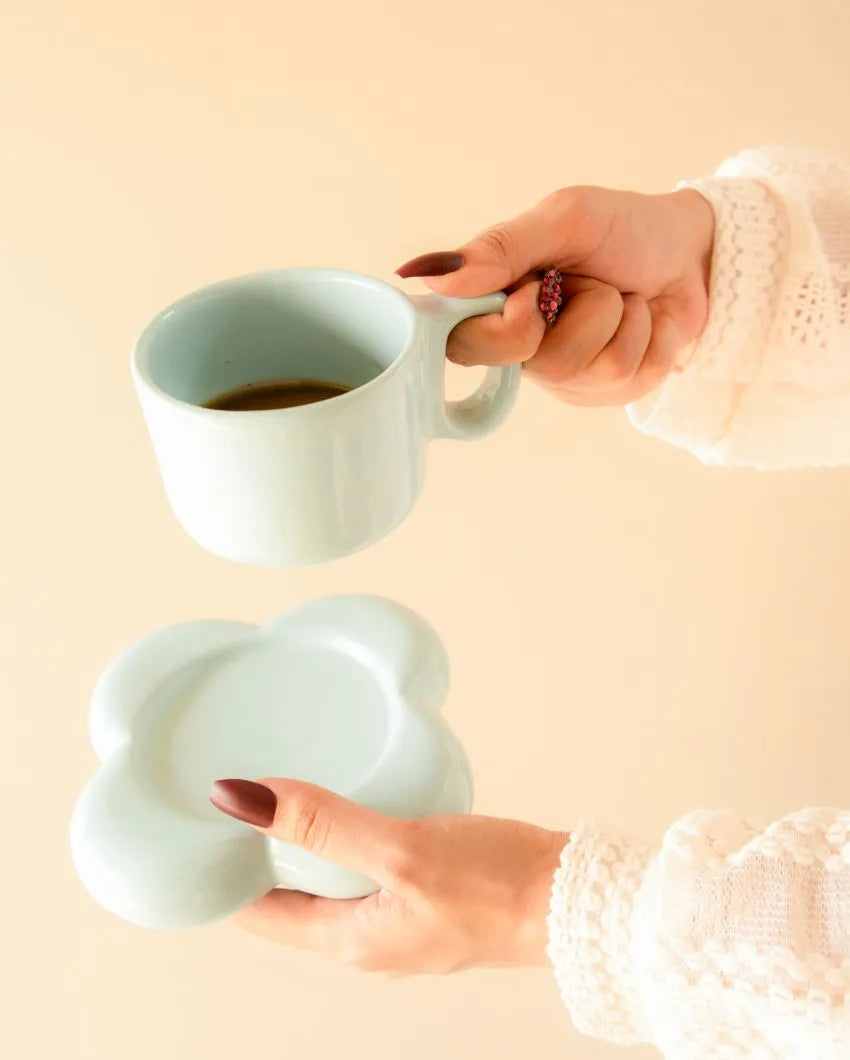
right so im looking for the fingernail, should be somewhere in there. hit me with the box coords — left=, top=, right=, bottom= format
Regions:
left=447, top=351, right=471, bottom=366
left=396, top=251, right=464, bottom=278
left=210, top=779, right=277, bottom=827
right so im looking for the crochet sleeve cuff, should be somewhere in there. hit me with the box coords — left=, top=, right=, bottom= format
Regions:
left=545, top=822, right=654, bottom=1045
left=547, top=810, right=850, bottom=1056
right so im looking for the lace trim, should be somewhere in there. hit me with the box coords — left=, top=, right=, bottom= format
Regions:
left=675, top=176, right=786, bottom=384
left=683, top=147, right=850, bottom=390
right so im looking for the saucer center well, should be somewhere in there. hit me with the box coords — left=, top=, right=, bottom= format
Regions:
left=149, top=635, right=390, bottom=820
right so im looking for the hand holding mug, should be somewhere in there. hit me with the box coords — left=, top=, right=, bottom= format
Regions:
left=398, top=185, right=715, bottom=406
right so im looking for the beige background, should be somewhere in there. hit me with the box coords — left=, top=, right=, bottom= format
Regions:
left=3, top=1, right=850, bottom=1057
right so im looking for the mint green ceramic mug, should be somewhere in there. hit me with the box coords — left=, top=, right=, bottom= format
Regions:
left=132, top=268, right=519, bottom=567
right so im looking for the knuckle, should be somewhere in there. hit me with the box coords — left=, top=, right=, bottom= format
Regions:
left=541, top=185, right=599, bottom=227
left=606, top=295, right=650, bottom=384
left=338, top=939, right=367, bottom=967
left=588, top=359, right=634, bottom=392
left=534, top=340, right=585, bottom=387
left=545, top=358, right=581, bottom=387
left=478, top=224, right=515, bottom=265
left=605, top=352, right=636, bottom=386
left=285, top=795, right=330, bottom=855
left=385, top=822, right=428, bottom=890
left=620, top=292, right=651, bottom=337
left=355, top=953, right=385, bottom=974
left=338, top=940, right=384, bottom=974
left=385, top=847, right=420, bottom=891
left=542, top=186, right=578, bottom=215
left=593, top=284, right=625, bottom=321
left=593, top=343, right=638, bottom=388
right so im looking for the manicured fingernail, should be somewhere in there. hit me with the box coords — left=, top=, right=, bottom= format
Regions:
left=396, top=251, right=464, bottom=278
left=210, top=779, right=277, bottom=827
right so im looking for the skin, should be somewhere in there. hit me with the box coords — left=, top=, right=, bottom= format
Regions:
left=216, top=186, right=715, bottom=973
left=220, top=780, right=567, bottom=974
left=410, top=186, right=714, bottom=406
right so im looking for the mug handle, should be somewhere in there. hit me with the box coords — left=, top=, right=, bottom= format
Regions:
left=414, top=292, right=521, bottom=440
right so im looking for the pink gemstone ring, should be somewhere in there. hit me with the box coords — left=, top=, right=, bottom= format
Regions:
left=539, top=268, right=563, bottom=326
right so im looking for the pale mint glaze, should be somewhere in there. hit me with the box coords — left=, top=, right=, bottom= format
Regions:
left=70, top=596, right=472, bottom=929
left=131, top=268, right=518, bottom=567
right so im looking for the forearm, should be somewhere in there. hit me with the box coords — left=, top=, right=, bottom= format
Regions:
left=547, top=809, right=850, bottom=1056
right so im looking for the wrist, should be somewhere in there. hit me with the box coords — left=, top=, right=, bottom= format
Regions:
left=513, top=829, right=569, bottom=967
left=670, top=188, right=715, bottom=292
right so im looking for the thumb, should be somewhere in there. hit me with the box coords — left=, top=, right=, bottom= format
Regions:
left=396, top=196, right=569, bottom=298
left=209, top=777, right=405, bottom=884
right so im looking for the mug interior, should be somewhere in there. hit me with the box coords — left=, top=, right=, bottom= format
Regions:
left=136, top=270, right=414, bottom=407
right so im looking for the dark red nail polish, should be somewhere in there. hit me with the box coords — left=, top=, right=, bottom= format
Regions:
left=396, top=251, right=464, bottom=279
left=210, top=779, right=277, bottom=827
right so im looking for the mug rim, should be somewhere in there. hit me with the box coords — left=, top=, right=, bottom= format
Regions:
left=131, top=267, right=419, bottom=418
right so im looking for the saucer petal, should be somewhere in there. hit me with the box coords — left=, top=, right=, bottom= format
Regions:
left=71, top=754, right=275, bottom=929
left=90, top=621, right=254, bottom=760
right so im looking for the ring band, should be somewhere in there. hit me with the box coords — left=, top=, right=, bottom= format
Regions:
left=539, top=268, right=563, bottom=326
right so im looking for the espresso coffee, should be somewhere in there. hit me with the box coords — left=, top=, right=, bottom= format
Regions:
left=204, top=379, right=352, bottom=411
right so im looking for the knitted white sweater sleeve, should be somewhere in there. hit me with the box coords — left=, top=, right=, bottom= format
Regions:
left=547, top=811, right=850, bottom=1057
left=627, top=145, right=850, bottom=468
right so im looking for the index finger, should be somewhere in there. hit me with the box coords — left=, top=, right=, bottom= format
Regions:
left=235, top=888, right=363, bottom=950
left=423, top=190, right=592, bottom=297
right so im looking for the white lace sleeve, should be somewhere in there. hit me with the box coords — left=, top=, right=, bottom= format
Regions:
left=547, top=810, right=850, bottom=1058
left=627, top=146, right=850, bottom=468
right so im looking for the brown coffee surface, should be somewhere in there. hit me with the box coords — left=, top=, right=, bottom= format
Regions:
left=204, top=379, right=352, bottom=411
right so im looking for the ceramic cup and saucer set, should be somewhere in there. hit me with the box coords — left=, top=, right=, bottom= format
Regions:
left=71, top=268, right=520, bottom=929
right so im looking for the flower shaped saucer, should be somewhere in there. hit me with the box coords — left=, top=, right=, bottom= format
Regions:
left=71, top=595, right=472, bottom=929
